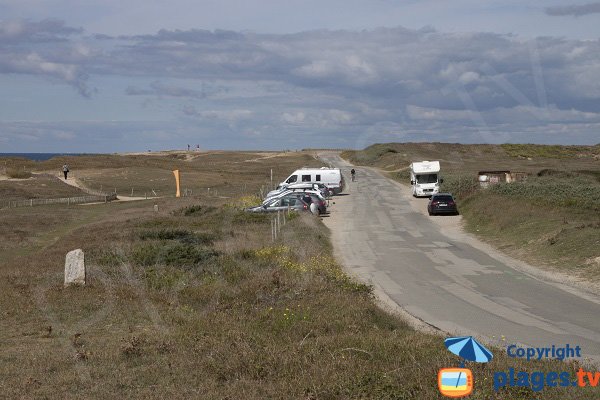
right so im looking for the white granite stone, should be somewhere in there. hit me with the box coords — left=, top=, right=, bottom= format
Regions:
left=64, top=249, right=85, bottom=286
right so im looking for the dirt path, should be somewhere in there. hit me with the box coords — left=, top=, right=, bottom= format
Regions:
left=47, top=172, right=160, bottom=202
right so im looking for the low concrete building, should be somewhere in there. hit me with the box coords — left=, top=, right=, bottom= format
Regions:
left=478, top=170, right=527, bottom=188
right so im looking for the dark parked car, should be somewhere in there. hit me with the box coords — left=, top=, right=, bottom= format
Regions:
left=427, top=193, right=458, bottom=216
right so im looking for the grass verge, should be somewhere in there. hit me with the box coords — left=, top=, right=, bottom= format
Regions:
left=1, top=150, right=598, bottom=398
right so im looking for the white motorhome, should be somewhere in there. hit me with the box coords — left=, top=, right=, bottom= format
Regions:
left=281, top=167, right=344, bottom=194
left=410, top=161, right=441, bottom=197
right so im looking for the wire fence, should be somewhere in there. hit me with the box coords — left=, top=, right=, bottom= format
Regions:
left=3, top=193, right=118, bottom=209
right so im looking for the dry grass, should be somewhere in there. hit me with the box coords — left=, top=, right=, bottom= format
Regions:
left=0, top=175, right=87, bottom=204
left=5, top=167, right=32, bottom=179
left=0, top=151, right=597, bottom=399
left=1, top=150, right=320, bottom=198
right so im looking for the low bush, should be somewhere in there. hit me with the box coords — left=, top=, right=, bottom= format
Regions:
left=138, top=228, right=217, bottom=244
left=131, top=242, right=220, bottom=267
left=250, top=245, right=373, bottom=295
left=225, top=195, right=263, bottom=210
left=172, top=204, right=217, bottom=216
left=232, top=210, right=270, bottom=224
left=6, top=168, right=32, bottom=179
left=440, top=174, right=480, bottom=199
left=488, top=175, right=600, bottom=211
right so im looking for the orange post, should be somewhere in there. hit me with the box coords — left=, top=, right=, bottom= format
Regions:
left=173, top=169, right=181, bottom=198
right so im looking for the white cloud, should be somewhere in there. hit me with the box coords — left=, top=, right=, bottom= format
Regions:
left=1, top=19, right=600, bottom=149
left=281, top=111, right=306, bottom=124
left=280, top=109, right=353, bottom=127
left=546, top=2, right=600, bottom=17
left=183, top=107, right=253, bottom=121
left=407, top=104, right=600, bottom=123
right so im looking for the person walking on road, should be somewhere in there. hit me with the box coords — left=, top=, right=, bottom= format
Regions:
left=62, top=164, right=69, bottom=180
left=350, top=168, right=356, bottom=182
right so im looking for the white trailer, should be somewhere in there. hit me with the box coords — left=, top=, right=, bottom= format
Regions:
left=410, top=161, right=441, bottom=197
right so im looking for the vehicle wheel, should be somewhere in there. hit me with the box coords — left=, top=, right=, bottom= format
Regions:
left=428, top=210, right=432, bottom=216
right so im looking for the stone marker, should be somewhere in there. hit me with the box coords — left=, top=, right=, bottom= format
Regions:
left=64, top=249, right=85, bottom=286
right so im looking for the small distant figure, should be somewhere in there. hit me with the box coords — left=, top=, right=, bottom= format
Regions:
left=350, top=168, right=356, bottom=182
left=62, top=164, right=69, bottom=180
left=196, top=144, right=200, bottom=151
left=187, top=144, right=190, bottom=151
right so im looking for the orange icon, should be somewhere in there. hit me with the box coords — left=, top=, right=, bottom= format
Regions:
left=438, top=368, right=473, bottom=397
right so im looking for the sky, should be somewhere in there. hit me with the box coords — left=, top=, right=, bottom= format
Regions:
left=0, top=1, right=599, bottom=152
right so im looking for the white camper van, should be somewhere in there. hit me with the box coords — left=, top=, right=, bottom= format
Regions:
left=281, top=167, right=344, bottom=194
left=410, top=161, right=441, bottom=197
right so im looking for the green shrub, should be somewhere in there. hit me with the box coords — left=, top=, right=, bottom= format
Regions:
left=172, top=205, right=217, bottom=216
left=138, top=229, right=216, bottom=244
left=440, top=174, right=480, bottom=199
left=232, top=211, right=270, bottom=224
left=131, top=242, right=219, bottom=267
left=488, top=175, right=600, bottom=211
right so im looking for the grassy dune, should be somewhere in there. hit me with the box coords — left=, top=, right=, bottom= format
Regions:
left=0, top=151, right=597, bottom=399
left=1, top=151, right=316, bottom=198
left=342, top=143, right=600, bottom=282
left=0, top=175, right=88, bottom=203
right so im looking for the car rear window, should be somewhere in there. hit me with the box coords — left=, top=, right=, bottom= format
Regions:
left=433, top=195, right=454, bottom=201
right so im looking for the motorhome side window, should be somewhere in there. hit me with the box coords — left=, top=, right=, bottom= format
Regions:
left=287, top=175, right=298, bottom=183
left=302, top=174, right=311, bottom=182
left=315, top=174, right=321, bottom=181
left=416, top=174, right=438, bottom=184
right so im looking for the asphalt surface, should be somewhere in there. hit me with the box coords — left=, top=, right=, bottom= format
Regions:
left=320, top=153, right=600, bottom=363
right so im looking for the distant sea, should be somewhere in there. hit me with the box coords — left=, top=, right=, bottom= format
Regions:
left=0, top=153, right=92, bottom=161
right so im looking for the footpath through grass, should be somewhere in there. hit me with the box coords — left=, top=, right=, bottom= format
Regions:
left=343, top=143, right=600, bottom=283
left=0, top=195, right=597, bottom=398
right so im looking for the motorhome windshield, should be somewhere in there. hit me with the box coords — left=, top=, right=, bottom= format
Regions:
left=416, top=174, right=438, bottom=184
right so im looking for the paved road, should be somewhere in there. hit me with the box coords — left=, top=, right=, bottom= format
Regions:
left=320, top=153, right=600, bottom=362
